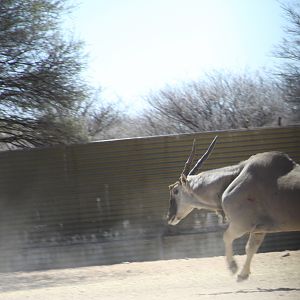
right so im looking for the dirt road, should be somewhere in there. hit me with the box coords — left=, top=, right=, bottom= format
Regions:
left=0, top=250, right=299, bottom=300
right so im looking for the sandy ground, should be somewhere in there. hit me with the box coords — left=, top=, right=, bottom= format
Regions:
left=0, top=250, right=299, bottom=300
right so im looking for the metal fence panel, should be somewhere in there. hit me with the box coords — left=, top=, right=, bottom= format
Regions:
left=0, top=126, right=299, bottom=271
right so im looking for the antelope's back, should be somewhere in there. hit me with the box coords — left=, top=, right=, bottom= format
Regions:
left=245, top=151, right=297, bottom=178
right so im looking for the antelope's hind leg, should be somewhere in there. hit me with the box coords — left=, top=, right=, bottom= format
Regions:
left=237, top=232, right=266, bottom=281
left=223, top=223, right=247, bottom=274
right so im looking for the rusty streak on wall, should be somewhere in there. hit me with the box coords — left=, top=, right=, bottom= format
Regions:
left=0, top=126, right=299, bottom=271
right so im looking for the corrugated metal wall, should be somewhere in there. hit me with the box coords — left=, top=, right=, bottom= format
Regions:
left=0, top=126, right=299, bottom=272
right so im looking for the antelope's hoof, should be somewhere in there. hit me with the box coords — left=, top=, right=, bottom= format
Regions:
left=229, top=261, right=238, bottom=274
left=237, top=273, right=249, bottom=282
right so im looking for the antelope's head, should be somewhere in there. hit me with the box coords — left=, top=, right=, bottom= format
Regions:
left=167, top=136, right=218, bottom=225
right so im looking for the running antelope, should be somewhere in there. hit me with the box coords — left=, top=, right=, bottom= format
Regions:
left=167, top=137, right=300, bottom=281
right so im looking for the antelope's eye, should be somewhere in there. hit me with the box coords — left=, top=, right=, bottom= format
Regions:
left=173, top=189, right=179, bottom=195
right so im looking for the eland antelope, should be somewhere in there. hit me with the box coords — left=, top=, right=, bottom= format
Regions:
left=167, top=136, right=300, bottom=281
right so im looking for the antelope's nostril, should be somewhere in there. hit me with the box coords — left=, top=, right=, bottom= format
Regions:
left=166, top=212, right=174, bottom=222
left=165, top=214, right=169, bottom=221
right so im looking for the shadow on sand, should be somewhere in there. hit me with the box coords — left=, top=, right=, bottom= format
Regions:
left=198, top=287, right=300, bottom=296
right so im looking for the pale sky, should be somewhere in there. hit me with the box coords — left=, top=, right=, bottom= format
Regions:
left=65, top=0, right=288, bottom=113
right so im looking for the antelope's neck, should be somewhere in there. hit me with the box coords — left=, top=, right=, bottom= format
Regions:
left=188, top=163, right=243, bottom=212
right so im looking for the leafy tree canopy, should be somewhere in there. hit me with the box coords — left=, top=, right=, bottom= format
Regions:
left=0, top=0, right=90, bottom=148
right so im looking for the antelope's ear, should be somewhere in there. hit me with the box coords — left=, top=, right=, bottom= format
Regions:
left=180, top=174, right=191, bottom=191
left=180, top=174, right=187, bottom=185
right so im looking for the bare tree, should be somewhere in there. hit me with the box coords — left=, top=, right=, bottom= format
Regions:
left=274, top=1, right=300, bottom=121
left=81, top=102, right=121, bottom=141
left=141, top=71, right=290, bottom=135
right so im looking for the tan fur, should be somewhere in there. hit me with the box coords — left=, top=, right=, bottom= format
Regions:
left=168, top=149, right=300, bottom=281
